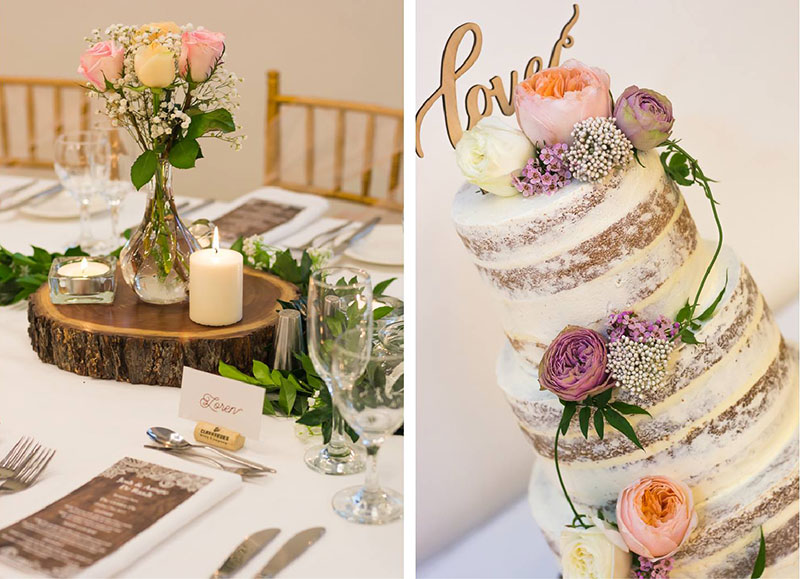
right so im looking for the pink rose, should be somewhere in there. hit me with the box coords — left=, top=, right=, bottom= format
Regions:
left=514, top=60, right=611, bottom=146
left=616, top=475, right=698, bottom=560
left=179, top=28, right=225, bottom=82
left=78, top=41, right=124, bottom=91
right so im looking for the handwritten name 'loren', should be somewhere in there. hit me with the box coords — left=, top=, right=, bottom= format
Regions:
left=199, top=393, right=244, bottom=415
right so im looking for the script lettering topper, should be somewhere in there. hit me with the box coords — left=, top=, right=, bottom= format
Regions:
left=415, top=4, right=580, bottom=158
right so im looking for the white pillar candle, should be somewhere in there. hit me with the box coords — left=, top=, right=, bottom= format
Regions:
left=58, top=257, right=110, bottom=277
left=189, top=227, right=243, bottom=326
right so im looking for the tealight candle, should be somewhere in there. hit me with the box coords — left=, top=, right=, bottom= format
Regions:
left=58, top=257, right=110, bottom=277
left=189, top=227, right=243, bottom=326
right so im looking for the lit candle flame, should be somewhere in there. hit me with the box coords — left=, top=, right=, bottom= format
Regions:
left=212, top=226, right=220, bottom=253
left=80, top=257, right=89, bottom=274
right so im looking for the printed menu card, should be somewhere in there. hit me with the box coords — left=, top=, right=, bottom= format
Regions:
left=0, top=456, right=238, bottom=577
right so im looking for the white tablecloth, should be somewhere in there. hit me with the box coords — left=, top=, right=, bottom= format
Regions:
left=0, top=178, right=404, bottom=578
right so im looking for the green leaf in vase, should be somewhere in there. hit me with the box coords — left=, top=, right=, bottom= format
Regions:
left=131, top=150, right=158, bottom=190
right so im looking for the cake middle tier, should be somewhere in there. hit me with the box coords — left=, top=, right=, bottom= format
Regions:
left=452, top=150, right=713, bottom=372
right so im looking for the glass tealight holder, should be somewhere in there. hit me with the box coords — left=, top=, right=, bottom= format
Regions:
left=48, top=256, right=117, bottom=304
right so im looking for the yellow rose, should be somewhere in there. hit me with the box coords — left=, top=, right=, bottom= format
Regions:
left=139, top=21, right=180, bottom=38
left=134, top=43, right=176, bottom=88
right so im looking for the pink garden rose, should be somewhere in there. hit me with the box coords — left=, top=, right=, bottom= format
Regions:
left=616, top=475, right=698, bottom=560
left=78, top=41, right=123, bottom=91
left=514, top=60, right=611, bottom=146
left=538, top=325, right=613, bottom=402
left=179, top=28, right=225, bottom=82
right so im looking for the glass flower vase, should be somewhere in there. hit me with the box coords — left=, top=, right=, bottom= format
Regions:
left=119, top=159, right=200, bottom=304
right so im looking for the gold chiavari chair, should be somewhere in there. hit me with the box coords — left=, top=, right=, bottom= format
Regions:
left=0, top=76, right=91, bottom=169
left=264, top=70, right=403, bottom=211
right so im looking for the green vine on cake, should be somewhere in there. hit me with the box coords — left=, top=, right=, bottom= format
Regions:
left=659, top=140, right=727, bottom=344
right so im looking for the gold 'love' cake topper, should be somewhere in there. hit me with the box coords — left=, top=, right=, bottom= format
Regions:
left=415, top=4, right=580, bottom=158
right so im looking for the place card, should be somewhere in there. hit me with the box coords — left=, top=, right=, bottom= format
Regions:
left=178, top=367, right=265, bottom=438
left=0, top=457, right=211, bottom=577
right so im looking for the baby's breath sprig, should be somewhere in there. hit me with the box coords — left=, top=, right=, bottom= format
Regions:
left=659, top=140, right=727, bottom=344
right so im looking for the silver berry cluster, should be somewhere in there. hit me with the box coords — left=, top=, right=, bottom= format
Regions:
left=606, top=335, right=672, bottom=400
left=565, top=117, right=633, bottom=182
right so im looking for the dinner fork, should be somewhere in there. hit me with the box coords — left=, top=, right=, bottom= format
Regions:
left=0, top=447, right=56, bottom=493
left=0, top=437, right=37, bottom=479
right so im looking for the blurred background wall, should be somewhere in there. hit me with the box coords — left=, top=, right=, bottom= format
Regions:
left=0, top=0, right=403, bottom=200
left=416, top=0, right=799, bottom=564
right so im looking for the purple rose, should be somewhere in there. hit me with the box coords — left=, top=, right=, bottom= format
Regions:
left=538, top=326, right=613, bottom=402
left=613, top=86, right=674, bottom=151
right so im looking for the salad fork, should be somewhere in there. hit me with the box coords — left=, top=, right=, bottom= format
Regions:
left=0, top=447, right=56, bottom=494
left=0, top=437, right=37, bottom=479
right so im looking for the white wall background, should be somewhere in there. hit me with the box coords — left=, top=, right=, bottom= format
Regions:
left=0, top=0, right=403, bottom=201
left=416, top=0, right=798, bottom=563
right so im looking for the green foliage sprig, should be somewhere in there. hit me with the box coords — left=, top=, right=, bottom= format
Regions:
left=555, top=390, right=651, bottom=529
left=219, top=354, right=357, bottom=444
left=751, top=526, right=766, bottom=578
left=659, top=140, right=726, bottom=344
left=0, top=245, right=88, bottom=305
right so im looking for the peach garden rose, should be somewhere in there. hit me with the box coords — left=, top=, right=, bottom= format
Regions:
left=514, top=59, right=611, bottom=146
left=616, top=475, right=698, bottom=560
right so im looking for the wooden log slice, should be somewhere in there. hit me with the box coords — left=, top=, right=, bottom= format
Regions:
left=27, top=268, right=298, bottom=387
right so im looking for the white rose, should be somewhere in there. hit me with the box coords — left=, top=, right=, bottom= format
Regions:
left=560, top=527, right=631, bottom=579
left=454, top=117, right=534, bottom=197
left=134, top=43, right=176, bottom=88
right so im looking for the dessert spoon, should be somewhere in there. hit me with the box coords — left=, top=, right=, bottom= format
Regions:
left=147, top=427, right=276, bottom=473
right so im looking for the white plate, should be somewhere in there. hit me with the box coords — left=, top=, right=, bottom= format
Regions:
left=20, top=190, right=108, bottom=219
left=344, top=224, right=403, bottom=266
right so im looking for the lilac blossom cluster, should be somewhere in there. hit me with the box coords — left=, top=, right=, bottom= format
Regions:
left=635, top=555, right=674, bottom=579
left=512, top=143, right=571, bottom=197
left=607, top=311, right=680, bottom=344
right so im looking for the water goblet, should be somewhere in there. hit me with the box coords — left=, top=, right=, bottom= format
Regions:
left=330, top=323, right=404, bottom=524
left=54, top=131, right=110, bottom=252
left=95, top=127, right=135, bottom=251
left=305, top=267, right=373, bottom=475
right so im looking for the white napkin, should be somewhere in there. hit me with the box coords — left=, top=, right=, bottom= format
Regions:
left=0, top=448, right=241, bottom=578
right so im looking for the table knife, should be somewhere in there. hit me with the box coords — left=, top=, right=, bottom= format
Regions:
left=330, top=216, right=381, bottom=256
left=255, top=527, right=326, bottom=578
left=211, top=528, right=280, bottom=579
left=0, top=179, right=37, bottom=201
left=0, top=184, right=62, bottom=212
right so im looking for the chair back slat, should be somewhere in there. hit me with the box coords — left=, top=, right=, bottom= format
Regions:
left=26, top=85, right=36, bottom=160
left=0, top=85, right=8, bottom=159
left=0, top=76, right=92, bottom=168
left=305, top=105, right=314, bottom=185
left=264, top=70, right=402, bottom=211
left=361, top=114, right=375, bottom=197
left=388, top=117, right=402, bottom=201
left=332, top=108, right=345, bottom=192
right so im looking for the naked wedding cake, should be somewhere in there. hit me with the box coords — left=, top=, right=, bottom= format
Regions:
left=452, top=60, right=798, bottom=578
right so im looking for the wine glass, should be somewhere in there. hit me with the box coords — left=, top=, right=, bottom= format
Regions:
left=305, top=267, right=373, bottom=475
left=54, top=131, right=110, bottom=252
left=95, top=127, right=135, bottom=251
left=330, top=322, right=404, bottom=524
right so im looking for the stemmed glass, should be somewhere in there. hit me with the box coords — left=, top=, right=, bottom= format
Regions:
left=330, top=322, right=404, bottom=524
left=54, top=131, right=110, bottom=252
left=305, top=267, right=373, bottom=475
left=95, top=128, right=135, bottom=251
